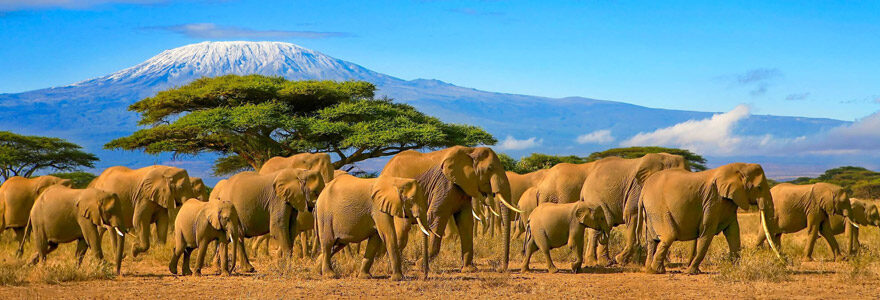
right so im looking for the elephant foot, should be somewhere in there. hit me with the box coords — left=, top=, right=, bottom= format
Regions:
left=241, top=264, right=256, bottom=273
left=802, top=256, right=814, bottom=262
left=461, top=265, right=477, bottom=273
left=685, top=267, right=701, bottom=275
left=132, top=247, right=146, bottom=258
left=614, top=253, right=628, bottom=265
left=357, top=272, right=372, bottom=279
left=520, top=265, right=530, bottom=273
left=645, top=265, right=665, bottom=274
left=322, top=268, right=338, bottom=279
left=547, top=266, right=558, bottom=274
left=169, top=266, right=178, bottom=275
left=390, top=273, right=404, bottom=281
left=220, top=270, right=231, bottom=277
left=182, top=269, right=193, bottom=276
left=571, top=266, right=582, bottom=274
left=194, top=270, right=202, bottom=277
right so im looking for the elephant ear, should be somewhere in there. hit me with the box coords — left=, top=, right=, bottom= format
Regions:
left=76, top=195, right=103, bottom=225
left=441, top=148, right=480, bottom=197
left=714, top=167, right=750, bottom=210
left=634, top=154, right=668, bottom=184
left=371, top=179, right=406, bottom=218
left=575, top=202, right=595, bottom=226
left=811, top=183, right=843, bottom=214
left=138, top=168, right=174, bottom=209
left=273, top=171, right=307, bottom=212
left=206, top=204, right=223, bottom=230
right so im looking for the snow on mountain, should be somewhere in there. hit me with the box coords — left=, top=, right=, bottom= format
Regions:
left=0, top=41, right=852, bottom=182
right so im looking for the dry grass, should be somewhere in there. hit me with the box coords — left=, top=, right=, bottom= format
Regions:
left=3, top=212, right=880, bottom=298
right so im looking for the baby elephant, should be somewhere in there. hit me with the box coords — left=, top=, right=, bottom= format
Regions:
left=170, top=199, right=243, bottom=276
left=522, top=201, right=610, bottom=273
left=26, top=185, right=127, bottom=274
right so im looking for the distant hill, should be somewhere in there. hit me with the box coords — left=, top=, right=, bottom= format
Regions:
left=0, top=41, right=848, bottom=183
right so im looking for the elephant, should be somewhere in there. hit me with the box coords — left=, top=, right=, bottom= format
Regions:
left=641, top=163, right=779, bottom=275
left=259, top=153, right=335, bottom=183
left=534, top=161, right=598, bottom=205
left=825, top=198, right=880, bottom=255
left=521, top=201, right=610, bottom=273
left=380, top=146, right=520, bottom=272
left=315, top=174, right=437, bottom=280
left=190, top=177, right=210, bottom=201
left=253, top=153, right=335, bottom=258
left=754, top=183, right=852, bottom=261
left=580, top=153, right=689, bottom=265
left=89, top=165, right=195, bottom=257
left=170, top=199, right=243, bottom=276
left=0, top=175, right=72, bottom=252
left=24, top=185, right=127, bottom=274
left=506, top=169, right=548, bottom=238
left=209, top=168, right=324, bottom=272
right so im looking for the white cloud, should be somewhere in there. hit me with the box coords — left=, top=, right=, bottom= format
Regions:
left=496, top=135, right=541, bottom=150
left=576, top=129, right=614, bottom=144
left=788, top=111, right=880, bottom=154
left=621, top=105, right=751, bottom=155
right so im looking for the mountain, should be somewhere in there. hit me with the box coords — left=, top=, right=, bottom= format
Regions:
left=0, top=41, right=848, bottom=182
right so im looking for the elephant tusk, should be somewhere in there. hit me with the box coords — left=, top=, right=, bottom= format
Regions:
left=760, top=210, right=783, bottom=261
left=114, top=227, right=124, bottom=237
left=471, top=210, right=483, bottom=222
left=496, top=193, right=523, bottom=214
left=487, top=204, right=501, bottom=217
left=851, top=221, right=860, bottom=229
left=416, top=217, right=432, bottom=237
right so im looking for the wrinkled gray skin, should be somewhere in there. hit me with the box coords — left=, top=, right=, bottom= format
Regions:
left=25, top=185, right=127, bottom=274
left=521, top=201, right=610, bottom=273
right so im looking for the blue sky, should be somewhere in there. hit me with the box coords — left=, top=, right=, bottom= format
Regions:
left=1, top=0, right=879, bottom=121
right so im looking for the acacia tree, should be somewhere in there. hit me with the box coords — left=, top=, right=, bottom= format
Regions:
left=106, top=75, right=496, bottom=175
left=0, top=131, right=98, bottom=181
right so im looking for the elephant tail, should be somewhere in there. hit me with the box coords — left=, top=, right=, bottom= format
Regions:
left=522, top=223, right=531, bottom=255
left=17, top=216, right=32, bottom=255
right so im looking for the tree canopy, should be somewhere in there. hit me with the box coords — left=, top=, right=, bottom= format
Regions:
left=501, top=146, right=707, bottom=174
left=586, top=146, right=707, bottom=171
left=106, top=75, right=496, bottom=175
left=0, top=131, right=98, bottom=182
left=790, top=166, right=880, bottom=199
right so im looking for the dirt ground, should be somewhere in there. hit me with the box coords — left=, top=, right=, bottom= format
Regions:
left=3, top=213, right=880, bottom=299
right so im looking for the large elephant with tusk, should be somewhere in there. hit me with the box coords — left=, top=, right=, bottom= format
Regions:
left=641, top=163, right=780, bottom=275
left=380, top=146, right=520, bottom=272
left=315, top=174, right=437, bottom=280
left=89, top=165, right=195, bottom=257
left=755, top=182, right=852, bottom=261
left=209, top=169, right=324, bottom=272
left=24, top=185, right=128, bottom=274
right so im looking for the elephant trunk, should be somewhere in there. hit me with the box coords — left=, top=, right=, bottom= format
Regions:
left=115, top=234, right=125, bottom=275
left=490, top=172, right=514, bottom=272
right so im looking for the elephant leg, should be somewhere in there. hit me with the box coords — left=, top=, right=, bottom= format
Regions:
left=723, top=221, right=741, bottom=261
left=299, top=232, right=310, bottom=258
left=169, top=234, right=185, bottom=274
left=12, top=227, right=25, bottom=257
left=320, top=238, right=337, bottom=278
left=521, top=238, right=537, bottom=273
left=155, top=211, right=169, bottom=245
left=358, top=234, right=382, bottom=279
left=182, top=248, right=193, bottom=276
left=850, top=226, right=860, bottom=255
left=646, top=238, right=671, bottom=274
left=803, top=224, right=821, bottom=261
left=75, top=239, right=88, bottom=265
left=537, top=236, right=557, bottom=273
left=818, top=222, right=841, bottom=261
left=687, top=234, right=715, bottom=275
left=194, top=242, right=210, bottom=276
left=427, top=216, right=449, bottom=260
left=375, top=214, right=403, bottom=281
left=237, top=237, right=256, bottom=272
left=454, top=209, right=477, bottom=272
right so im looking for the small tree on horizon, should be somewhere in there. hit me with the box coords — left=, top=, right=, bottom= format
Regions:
left=0, top=131, right=98, bottom=182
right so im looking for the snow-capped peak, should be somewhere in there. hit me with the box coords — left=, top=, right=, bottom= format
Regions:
left=93, top=41, right=397, bottom=86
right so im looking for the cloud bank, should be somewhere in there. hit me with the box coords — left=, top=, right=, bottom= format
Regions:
left=620, top=104, right=880, bottom=157
left=497, top=135, right=542, bottom=150
left=150, top=23, right=350, bottom=39
left=576, top=129, right=614, bottom=144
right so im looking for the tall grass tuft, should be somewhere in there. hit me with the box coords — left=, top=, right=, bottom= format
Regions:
left=714, top=248, right=793, bottom=282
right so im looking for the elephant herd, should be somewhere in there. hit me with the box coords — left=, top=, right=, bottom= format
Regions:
left=0, top=146, right=876, bottom=280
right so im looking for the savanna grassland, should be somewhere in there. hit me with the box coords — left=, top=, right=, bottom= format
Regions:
left=2, top=213, right=880, bottom=299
